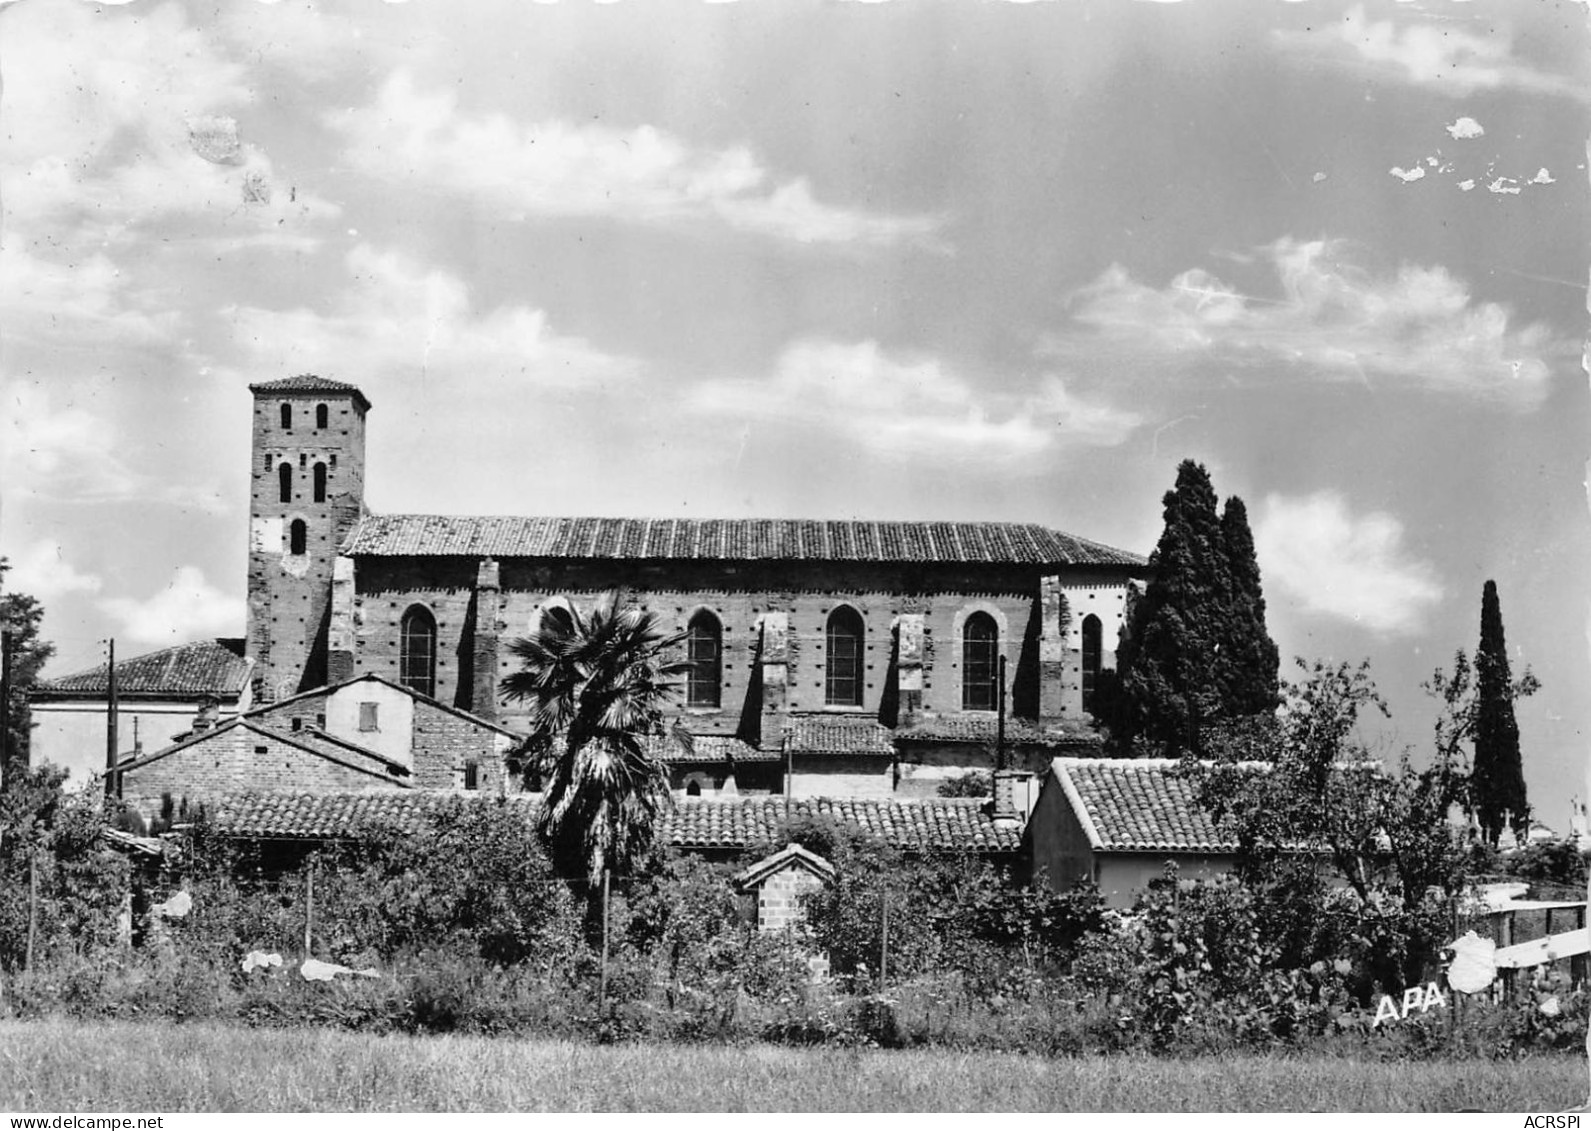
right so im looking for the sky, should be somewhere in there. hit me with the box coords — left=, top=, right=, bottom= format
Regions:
left=1, top=0, right=1587, bottom=823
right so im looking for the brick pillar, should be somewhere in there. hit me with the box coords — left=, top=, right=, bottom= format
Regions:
left=894, top=613, right=924, bottom=725
left=471, top=557, right=501, bottom=722
left=992, top=768, right=1035, bottom=827
left=1038, top=574, right=1068, bottom=723
left=758, top=611, right=789, bottom=746
left=326, top=555, right=357, bottom=684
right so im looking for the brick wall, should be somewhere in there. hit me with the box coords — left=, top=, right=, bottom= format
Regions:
left=755, top=865, right=827, bottom=932
left=347, top=558, right=1135, bottom=734
left=121, top=726, right=404, bottom=802
left=410, top=698, right=509, bottom=791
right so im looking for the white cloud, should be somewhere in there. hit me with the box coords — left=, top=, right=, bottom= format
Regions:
left=1, top=539, right=103, bottom=602
left=1459, top=179, right=1477, bottom=192
left=0, top=235, right=179, bottom=349
left=689, top=339, right=1140, bottom=459
left=1389, top=165, right=1427, bottom=182
left=1275, top=6, right=1587, bottom=101
left=1059, top=237, right=1560, bottom=408
left=1446, top=117, right=1485, bottom=140
left=329, top=71, right=943, bottom=247
left=0, top=383, right=230, bottom=513
left=99, top=566, right=242, bottom=647
left=1254, top=492, right=1444, bottom=637
left=1488, top=178, right=1522, bottom=195
left=1530, top=168, right=1555, bottom=185
left=0, top=0, right=338, bottom=249
left=222, top=243, right=637, bottom=391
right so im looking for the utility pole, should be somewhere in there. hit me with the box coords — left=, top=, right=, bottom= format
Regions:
left=0, top=621, right=13, bottom=788
left=104, top=638, right=119, bottom=799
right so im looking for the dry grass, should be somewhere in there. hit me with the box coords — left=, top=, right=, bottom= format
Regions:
left=0, top=1020, right=1584, bottom=1112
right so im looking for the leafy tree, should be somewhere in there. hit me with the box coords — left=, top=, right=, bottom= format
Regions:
left=1185, top=659, right=1469, bottom=991
left=1114, top=461, right=1277, bottom=755
left=0, top=557, right=54, bottom=785
left=499, top=593, right=688, bottom=886
left=1472, top=580, right=1532, bottom=843
left=936, top=770, right=992, bottom=798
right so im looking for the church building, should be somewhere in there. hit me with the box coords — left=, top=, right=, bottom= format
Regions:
left=232, top=375, right=1146, bottom=801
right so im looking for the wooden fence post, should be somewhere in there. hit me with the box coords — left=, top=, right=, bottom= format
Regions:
left=303, top=854, right=316, bottom=955
left=879, top=888, right=889, bottom=993
left=598, top=868, right=611, bottom=1009
left=25, top=848, right=39, bottom=972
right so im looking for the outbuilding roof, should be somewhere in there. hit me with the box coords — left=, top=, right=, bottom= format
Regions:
left=205, top=792, right=1023, bottom=853
left=35, top=639, right=252, bottom=700
left=1051, top=757, right=1234, bottom=853
left=340, top=514, right=1145, bottom=566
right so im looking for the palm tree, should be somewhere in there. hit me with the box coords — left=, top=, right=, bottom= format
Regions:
left=499, top=592, right=688, bottom=886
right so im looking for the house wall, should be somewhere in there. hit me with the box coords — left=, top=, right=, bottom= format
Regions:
left=1095, top=854, right=1235, bottom=908
left=1024, top=775, right=1098, bottom=893
left=788, top=756, right=894, bottom=799
left=120, top=727, right=403, bottom=802
left=31, top=699, right=243, bottom=793
left=326, top=682, right=414, bottom=768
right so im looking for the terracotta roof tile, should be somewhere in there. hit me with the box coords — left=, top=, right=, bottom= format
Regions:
left=899, top=715, right=1101, bottom=748
left=249, top=375, right=371, bottom=410
left=1054, top=758, right=1233, bottom=852
left=208, top=792, right=1021, bottom=853
left=640, top=731, right=781, bottom=764
left=784, top=716, right=895, bottom=756
left=341, top=515, right=1145, bottom=566
left=36, top=639, right=251, bottom=699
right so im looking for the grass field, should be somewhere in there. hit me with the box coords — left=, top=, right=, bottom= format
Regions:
left=0, top=1020, right=1584, bottom=1112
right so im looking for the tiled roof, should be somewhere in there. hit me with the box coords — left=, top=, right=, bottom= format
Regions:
left=784, top=716, right=895, bottom=756
left=341, top=515, right=1145, bottom=566
left=898, top=715, right=1101, bottom=748
left=36, top=640, right=251, bottom=699
left=640, top=730, right=781, bottom=764
left=249, top=374, right=370, bottom=405
left=665, top=797, right=1021, bottom=853
left=207, top=792, right=1022, bottom=853
left=1053, top=757, right=1233, bottom=852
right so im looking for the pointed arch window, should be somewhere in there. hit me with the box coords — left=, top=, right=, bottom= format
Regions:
left=289, top=519, right=307, bottom=556
left=315, top=403, right=329, bottom=429
left=400, top=606, right=438, bottom=698
left=1081, top=614, right=1103, bottom=712
left=685, top=611, right=722, bottom=708
left=824, top=607, right=864, bottom=707
left=313, top=462, right=327, bottom=503
left=962, top=612, right=999, bottom=712
left=278, top=462, right=292, bottom=503
left=280, top=403, right=293, bottom=430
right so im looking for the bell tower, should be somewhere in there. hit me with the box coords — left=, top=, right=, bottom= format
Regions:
left=245, top=376, right=370, bottom=702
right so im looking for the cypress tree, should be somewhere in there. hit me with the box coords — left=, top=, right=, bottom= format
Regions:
left=1218, top=496, right=1280, bottom=717
left=1114, top=460, right=1228, bottom=755
left=1472, top=580, right=1528, bottom=843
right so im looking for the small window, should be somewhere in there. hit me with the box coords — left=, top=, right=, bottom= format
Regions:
left=278, top=463, right=292, bottom=503
left=962, top=613, right=999, bottom=711
left=1082, top=614, right=1103, bottom=712
left=280, top=403, right=292, bottom=430
left=330, top=454, right=337, bottom=469
left=400, top=606, right=438, bottom=698
left=299, top=453, right=306, bottom=468
left=463, top=761, right=479, bottom=791
left=825, top=607, right=864, bottom=707
left=313, top=462, right=327, bottom=503
left=685, top=611, right=722, bottom=708
left=315, top=403, right=329, bottom=429
left=254, top=745, right=268, bottom=756
left=359, top=702, right=379, bottom=732
left=316, top=713, right=326, bottom=727
left=686, top=780, right=702, bottom=797
left=263, top=453, right=273, bottom=471
left=290, top=717, right=302, bottom=732
left=289, top=519, right=307, bottom=556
